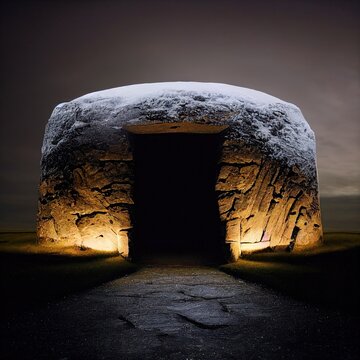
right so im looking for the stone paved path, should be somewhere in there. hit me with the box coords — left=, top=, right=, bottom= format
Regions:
left=2, top=266, right=359, bottom=359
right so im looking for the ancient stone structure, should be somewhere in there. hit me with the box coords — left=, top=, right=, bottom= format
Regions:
left=38, top=82, right=323, bottom=261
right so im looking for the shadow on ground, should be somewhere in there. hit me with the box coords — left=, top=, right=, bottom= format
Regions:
left=1, top=232, right=359, bottom=314
left=2, top=265, right=359, bottom=360
left=0, top=232, right=137, bottom=314
left=221, top=232, right=360, bottom=313
left=1, top=232, right=359, bottom=359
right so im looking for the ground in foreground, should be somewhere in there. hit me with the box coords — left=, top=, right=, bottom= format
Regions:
left=221, top=232, right=360, bottom=311
left=2, top=266, right=359, bottom=360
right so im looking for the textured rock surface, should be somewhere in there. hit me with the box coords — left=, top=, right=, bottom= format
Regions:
left=37, top=82, right=322, bottom=259
left=217, top=140, right=322, bottom=259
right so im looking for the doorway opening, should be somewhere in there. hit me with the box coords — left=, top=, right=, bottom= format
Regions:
left=127, top=124, right=226, bottom=264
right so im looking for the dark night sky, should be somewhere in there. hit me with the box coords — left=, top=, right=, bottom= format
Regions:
left=0, top=0, right=359, bottom=231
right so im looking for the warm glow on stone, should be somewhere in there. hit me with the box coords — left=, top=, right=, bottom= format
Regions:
left=241, top=241, right=271, bottom=253
left=82, top=234, right=118, bottom=252
left=37, top=82, right=323, bottom=261
left=118, top=231, right=129, bottom=257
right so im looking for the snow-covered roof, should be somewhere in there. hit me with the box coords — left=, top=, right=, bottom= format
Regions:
left=42, top=82, right=317, bottom=179
left=74, top=82, right=287, bottom=108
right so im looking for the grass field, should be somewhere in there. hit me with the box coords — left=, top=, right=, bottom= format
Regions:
left=0, top=232, right=137, bottom=314
left=220, top=232, right=360, bottom=313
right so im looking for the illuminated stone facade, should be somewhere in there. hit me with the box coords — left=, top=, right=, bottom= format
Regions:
left=37, top=82, right=322, bottom=261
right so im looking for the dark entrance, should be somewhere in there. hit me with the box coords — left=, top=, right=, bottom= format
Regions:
left=129, top=131, right=224, bottom=264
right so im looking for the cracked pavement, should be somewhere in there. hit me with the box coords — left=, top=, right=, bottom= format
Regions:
left=2, top=266, right=359, bottom=359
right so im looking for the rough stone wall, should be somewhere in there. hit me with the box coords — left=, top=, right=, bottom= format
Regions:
left=37, top=141, right=134, bottom=256
left=37, top=132, right=322, bottom=261
left=217, top=140, right=322, bottom=261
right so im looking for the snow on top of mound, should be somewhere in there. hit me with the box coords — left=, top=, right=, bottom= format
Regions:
left=72, top=81, right=289, bottom=109
left=43, top=82, right=316, bottom=180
